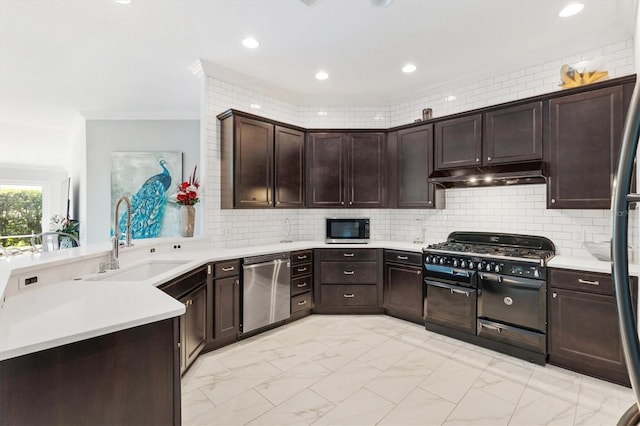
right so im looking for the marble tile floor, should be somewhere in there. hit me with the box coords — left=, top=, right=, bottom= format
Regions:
left=181, top=315, right=636, bottom=425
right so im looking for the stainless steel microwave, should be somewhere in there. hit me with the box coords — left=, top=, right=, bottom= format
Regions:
left=325, top=217, right=370, bottom=244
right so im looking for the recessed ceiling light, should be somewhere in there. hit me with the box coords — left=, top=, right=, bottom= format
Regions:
left=402, top=64, right=417, bottom=73
left=242, top=38, right=260, bottom=49
left=315, top=71, right=329, bottom=80
left=318, top=111, right=328, bottom=116
left=188, top=60, right=203, bottom=77
left=250, top=104, right=261, bottom=109
left=559, top=3, right=584, bottom=17
left=445, top=95, right=457, bottom=102
left=114, top=0, right=133, bottom=4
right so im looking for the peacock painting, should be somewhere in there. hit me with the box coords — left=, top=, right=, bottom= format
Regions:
left=111, top=152, right=182, bottom=239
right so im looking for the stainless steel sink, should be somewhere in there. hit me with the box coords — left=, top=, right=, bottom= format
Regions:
left=87, top=260, right=189, bottom=281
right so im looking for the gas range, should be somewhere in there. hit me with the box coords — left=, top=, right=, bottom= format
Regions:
left=423, top=232, right=555, bottom=279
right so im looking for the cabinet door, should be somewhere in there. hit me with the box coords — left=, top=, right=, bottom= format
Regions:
left=348, top=133, right=386, bottom=207
left=548, top=288, right=629, bottom=386
left=214, top=276, right=240, bottom=340
left=547, top=85, right=624, bottom=209
left=274, top=126, right=305, bottom=208
left=306, top=133, right=346, bottom=207
left=484, top=101, right=542, bottom=165
left=182, top=284, right=207, bottom=372
left=234, top=116, right=274, bottom=208
left=396, top=126, right=435, bottom=208
left=434, top=114, right=482, bottom=170
left=383, top=263, right=423, bottom=323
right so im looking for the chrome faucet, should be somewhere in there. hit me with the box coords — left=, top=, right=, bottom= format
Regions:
left=109, top=196, right=133, bottom=270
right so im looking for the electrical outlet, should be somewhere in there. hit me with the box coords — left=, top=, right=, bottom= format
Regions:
left=573, top=231, right=585, bottom=242
left=171, top=244, right=182, bottom=250
left=223, top=223, right=232, bottom=235
left=18, top=274, right=39, bottom=289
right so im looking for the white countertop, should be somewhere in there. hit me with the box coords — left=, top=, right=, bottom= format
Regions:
left=1, top=238, right=635, bottom=362
left=548, top=255, right=640, bottom=276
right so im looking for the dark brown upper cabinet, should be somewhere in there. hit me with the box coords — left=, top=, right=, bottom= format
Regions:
left=547, top=84, right=628, bottom=209
left=219, top=111, right=305, bottom=209
left=434, top=114, right=482, bottom=170
left=483, top=101, right=543, bottom=165
left=307, top=132, right=386, bottom=208
left=388, top=125, right=436, bottom=208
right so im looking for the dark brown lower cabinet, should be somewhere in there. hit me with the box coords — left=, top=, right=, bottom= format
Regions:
left=180, top=284, right=207, bottom=374
left=548, top=268, right=637, bottom=386
left=0, top=318, right=181, bottom=426
left=383, top=250, right=423, bottom=324
left=214, top=275, right=240, bottom=340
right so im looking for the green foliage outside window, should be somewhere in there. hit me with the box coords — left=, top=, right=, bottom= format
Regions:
left=0, top=188, right=43, bottom=247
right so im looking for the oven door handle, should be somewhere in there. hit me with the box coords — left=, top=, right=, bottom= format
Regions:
left=480, top=273, right=503, bottom=283
left=425, top=280, right=476, bottom=297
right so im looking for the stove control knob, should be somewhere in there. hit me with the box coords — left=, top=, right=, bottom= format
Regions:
left=425, top=256, right=432, bottom=264
left=439, top=257, right=445, bottom=265
left=460, top=260, right=466, bottom=268
left=486, top=263, right=492, bottom=271
left=533, top=269, right=540, bottom=278
left=494, top=265, right=501, bottom=273
left=468, top=261, right=474, bottom=269
left=452, top=259, right=458, bottom=267
left=477, top=262, right=483, bottom=270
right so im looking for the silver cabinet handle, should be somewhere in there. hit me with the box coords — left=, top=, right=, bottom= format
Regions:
left=222, top=266, right=235, bottom=272
left=297, top=255, right=308, bottom=260
left=578, top=278, right=600, bottom=286
left=235, top=279, right=239, bottom=286
left=481, top=323, right=502, bottom=333
left=297, top=300, right=308, bottom=306
left=476, top=158, right=480, bottom=162
left=341, top=201, right=344, bottom=205
left=297, top=282, right=307, bottom=287
left=343, top=253, right=355, bottom=257
left=297, top=267, right=308, bottom=272
left=551, top=199, right=556, bottom=204
left=552, top=292, right=557, bottom=298
left=349, top=201, right=353, bottom=205
left=344, top=270, right=355, bottom=275
left=450, top=288, right=471, bottom=297
left=416, top=271, right=421, bottom=275
left=343, top=293, right=355, bottom=298
left=397, top=255, right=408, bottom=260
left=487, top=156, right=492, bottom=161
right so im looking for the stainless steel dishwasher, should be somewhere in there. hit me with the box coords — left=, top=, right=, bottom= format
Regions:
left=242, top=252, right=291, bottom=335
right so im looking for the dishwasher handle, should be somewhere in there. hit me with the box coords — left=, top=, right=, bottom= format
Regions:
left=243, top=258, right=289, bottom=270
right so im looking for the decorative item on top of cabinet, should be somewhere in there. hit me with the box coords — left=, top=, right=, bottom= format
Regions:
left=158, top=265, right=210, bottom=374
left=548, top=268, right=637, bottom=386
left=387, top=125, right=443, bottom=208
left=289, top=250, right=313, bottom=322
left=313, top=248, right=383, bottom=313
left=218, top=110, right=305, bottom=209
left=306, top=132, right=386, bottom=208
left=547, top=83, right=633, bottom=209
left=205, top=259, right=240, bottom=351
left=383, top=250, right=423, bottom=324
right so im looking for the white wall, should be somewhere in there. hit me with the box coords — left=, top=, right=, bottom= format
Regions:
left=84, top=120, right=200, bottom=245
left=203, top=37, right=635, bottom=257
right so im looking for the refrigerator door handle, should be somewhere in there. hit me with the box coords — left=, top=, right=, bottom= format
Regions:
left=612, top=80, right=640, bottom=424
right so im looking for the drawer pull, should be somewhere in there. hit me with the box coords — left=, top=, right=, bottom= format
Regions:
left=297, top=282, right=308, bottom=287
left=221, top=266, right=235, bottom=272
left=397, top=255, right=408, bottom=260
left=343, top=270, right=355, bottom=275
left=578, top=278, right=600, bottom=286
left=297, top=255, right=308, bottom=260
left=297, top=267, right=308, bottom=272
left=297, top=300, right=308, bottom=306
left=481, top=323, right=502, bottom=333
left=343, top=293, right=355, bottom=298
left=343, top=253, right=355, bottom=257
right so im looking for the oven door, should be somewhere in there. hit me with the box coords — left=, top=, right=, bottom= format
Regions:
left=477, top=272, right=546, bottom=333
left=424, top=280, right=477, bottom=334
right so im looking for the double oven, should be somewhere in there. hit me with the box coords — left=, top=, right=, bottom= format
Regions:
left=423, top=232, right=554, bottom=364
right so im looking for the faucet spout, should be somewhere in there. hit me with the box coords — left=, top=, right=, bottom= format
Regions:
left=111, top=196, right=133, bottom=269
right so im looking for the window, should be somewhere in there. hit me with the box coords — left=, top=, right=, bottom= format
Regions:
left=0, top=184, right=43, bottom=250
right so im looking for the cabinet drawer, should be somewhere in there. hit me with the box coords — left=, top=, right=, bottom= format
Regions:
left=291, top=263, right=312, bottom=278
left=384, top=250, right=421, bottom=265
left=291, top=250, right=313, bottom=265
left=319, top=249, right=376, bottom=261
left=320, top=261, right=378, bottom=284
left=321, top=284, right=378, bottom=307
left=291, top=292, right=313, bottom=313
left=215, top=260, right=239, bottom=278
left=291, top=275, right=312, bottom=296
left=549, top=268, right=614, bottom=295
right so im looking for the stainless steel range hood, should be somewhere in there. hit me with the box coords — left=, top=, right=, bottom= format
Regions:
left=428, top=160, right=546, bottom=188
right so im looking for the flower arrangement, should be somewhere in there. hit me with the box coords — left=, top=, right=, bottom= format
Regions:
left=49, top=214, right=79, bottom=239
left=177, top=165, right=200, bottom=206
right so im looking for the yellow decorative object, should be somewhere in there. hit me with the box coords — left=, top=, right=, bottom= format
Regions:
left=559, top=57, right=608, bottom=88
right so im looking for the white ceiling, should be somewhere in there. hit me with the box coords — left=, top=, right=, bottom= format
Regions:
left=0, top=0, right=637, bottom=142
